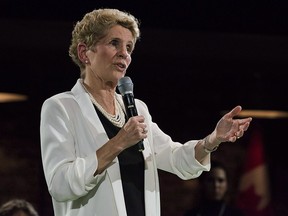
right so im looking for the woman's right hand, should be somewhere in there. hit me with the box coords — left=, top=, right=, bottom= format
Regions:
left=118, top=115, right=147, bottom=149
left=95, top=115, right=147, bottom=175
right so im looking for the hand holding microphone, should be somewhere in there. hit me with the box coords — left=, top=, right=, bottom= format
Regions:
left=117, top=76, right=145, bottom=151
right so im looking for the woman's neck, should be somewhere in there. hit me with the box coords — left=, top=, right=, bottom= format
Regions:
left=82, top=79, right=116, bottom=114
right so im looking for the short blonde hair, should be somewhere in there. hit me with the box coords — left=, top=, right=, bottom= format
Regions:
left=68, top=8, right=141, bottom=75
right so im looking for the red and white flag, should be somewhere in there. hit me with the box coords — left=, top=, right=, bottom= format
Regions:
left=236, top=126, right=275, bottom=216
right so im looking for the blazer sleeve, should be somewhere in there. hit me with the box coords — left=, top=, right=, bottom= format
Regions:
left=40, top=94, right=105, bottom=202
left=136, top=99, right=210, bottom=180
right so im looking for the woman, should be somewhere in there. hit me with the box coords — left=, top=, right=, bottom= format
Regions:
left=184, top=161, right=245, bottom=216
left=40, top=8, right=252, bottom=216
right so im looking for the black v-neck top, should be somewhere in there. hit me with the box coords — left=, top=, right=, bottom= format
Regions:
left=94, top=106, right=145, bottom=216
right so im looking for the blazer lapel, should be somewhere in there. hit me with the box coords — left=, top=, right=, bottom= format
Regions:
left=72, top=79, right=128, bottom=215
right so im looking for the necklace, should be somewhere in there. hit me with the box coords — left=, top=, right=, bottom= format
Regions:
left=81, top=81, right=125, bottom=128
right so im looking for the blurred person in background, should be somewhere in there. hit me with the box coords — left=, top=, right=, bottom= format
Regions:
left=0, top=199, right=39, bottom=216
left=184, top=160, right=245, bottom=216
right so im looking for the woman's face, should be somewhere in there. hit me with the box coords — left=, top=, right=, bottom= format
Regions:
left=203, top=167, right=228, bottom=201
left=86, top=25, right=135, bottom=86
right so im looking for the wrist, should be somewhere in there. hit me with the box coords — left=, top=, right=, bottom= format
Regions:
left=203, top=133, right=221, bottom=154
left=209, top=131, right=221, bottom=145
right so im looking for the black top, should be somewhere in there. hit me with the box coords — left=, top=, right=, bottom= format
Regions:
left=183, top=200, right=245, bottom=216
left=94, top=106, right=145, bottom=216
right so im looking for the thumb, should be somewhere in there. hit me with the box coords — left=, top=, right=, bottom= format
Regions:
left=224, top=105, right=242, bottom=119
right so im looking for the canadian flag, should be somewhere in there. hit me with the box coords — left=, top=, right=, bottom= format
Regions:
left=236, top=126, right=275, bottom=216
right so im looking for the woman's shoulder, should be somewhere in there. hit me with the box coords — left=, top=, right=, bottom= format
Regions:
left=42, top=91, right=78, bottom=110
left=44, top=91, right=75, bottom=102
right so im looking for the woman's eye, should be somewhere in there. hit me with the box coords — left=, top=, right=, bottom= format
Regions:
left=109, top=39, right=133, bottom=54
left=110, top=40, right=119, bottom=47
left=127, top=45, right=133, bottom=54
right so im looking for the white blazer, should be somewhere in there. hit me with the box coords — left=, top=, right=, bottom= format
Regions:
left=40, top=79, right=210, bottom=216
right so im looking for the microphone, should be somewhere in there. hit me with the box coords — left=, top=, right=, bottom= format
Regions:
left=117, top=76, right=144, bottom=152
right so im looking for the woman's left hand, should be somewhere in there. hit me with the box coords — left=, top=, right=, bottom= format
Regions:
left=214, top=105, right=252, bottom=143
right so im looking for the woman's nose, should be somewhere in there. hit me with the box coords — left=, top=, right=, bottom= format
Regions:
left=117, top=46, right=129, bottom=59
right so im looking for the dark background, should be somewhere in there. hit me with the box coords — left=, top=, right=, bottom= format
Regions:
left=0, top=0, right=288, bottom=215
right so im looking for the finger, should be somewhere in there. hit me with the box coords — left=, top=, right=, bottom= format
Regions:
left=238, top=117, right=252, bottom=124
left=135, top=115, right=145, bottom=123
left=243, top=122, right=251, bottom=131
left=235, top=130, right=244, bottom=138
left=224, top=105, right=242, bottom=119
left=228, top=136, right=237, bottom=142
left=138, top=125, right=147, bottom=134
left=139, top=127, right=148, bottom=140
left=140, top=123, right=147, bottom=130
left=239, top=119, right=252, bottom=131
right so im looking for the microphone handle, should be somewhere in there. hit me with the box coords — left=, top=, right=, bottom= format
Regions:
left=137, top=140, right=145, bottom=152
left=122, top=93, right=145, bottom=152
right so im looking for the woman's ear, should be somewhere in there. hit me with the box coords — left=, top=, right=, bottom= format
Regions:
left=77, top=43, right=89, bottom=64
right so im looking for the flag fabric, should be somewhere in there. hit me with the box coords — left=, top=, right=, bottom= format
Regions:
left=236, top=126, right=275, bottom=216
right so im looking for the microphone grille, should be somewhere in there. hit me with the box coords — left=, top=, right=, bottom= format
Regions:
left=117, top=76, right=134, bottom=95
